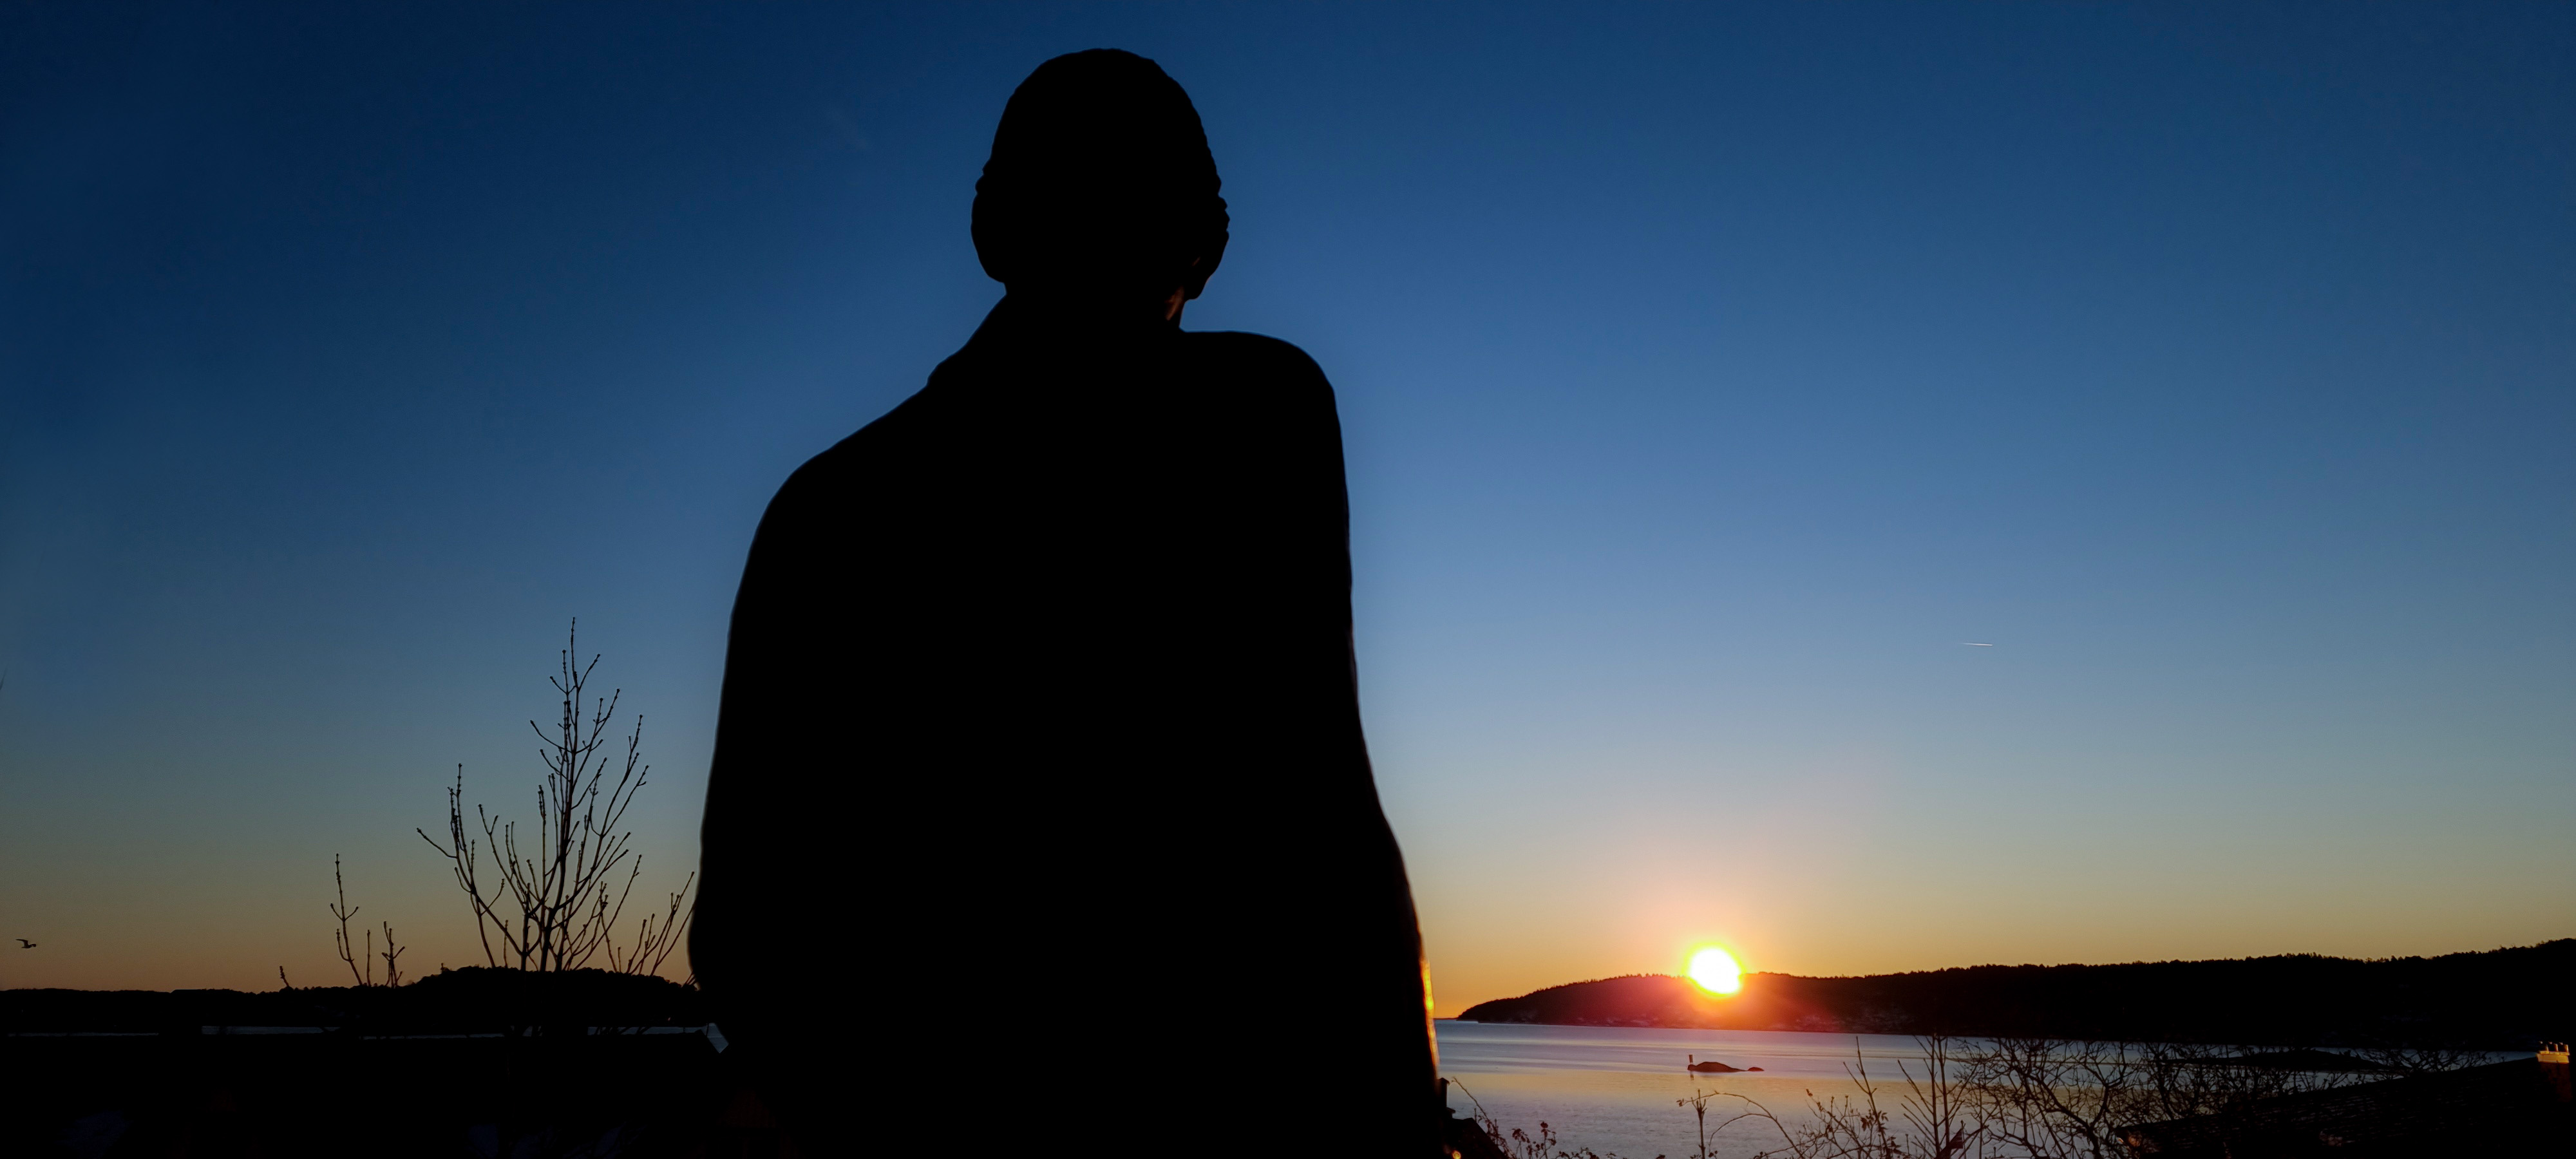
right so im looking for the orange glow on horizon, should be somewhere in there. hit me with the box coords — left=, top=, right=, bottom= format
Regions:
left=1687, top=946, right=1743, bottom=995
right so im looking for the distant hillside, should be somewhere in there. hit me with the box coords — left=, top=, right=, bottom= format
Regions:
left=1, top=967, right=705, bottom=1034
left=1454, top=939, right=2573, bottom=1049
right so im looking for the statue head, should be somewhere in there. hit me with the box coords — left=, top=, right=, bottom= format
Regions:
left=972, top=50, right=1229, bottom=311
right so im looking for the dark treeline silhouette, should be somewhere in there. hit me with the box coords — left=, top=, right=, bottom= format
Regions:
left=1455, top=939, right=2573, bottom=1048
left=1, top=971, right=743, bottom=1156
left=692, top=50, right=1437, bottom=1156
left=2, top=1033, right=737, bottom=1157
left=2, top=967, right=705, bottom=1036
left=2122, top=1055, right=2573, bottom=1158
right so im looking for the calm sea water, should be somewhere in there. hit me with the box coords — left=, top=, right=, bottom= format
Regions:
left=1434, top=1022, right=1938, bottom=1159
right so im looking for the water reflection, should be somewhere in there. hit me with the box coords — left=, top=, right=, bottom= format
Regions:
left=1436, top=1022, right=1935, bottom=1158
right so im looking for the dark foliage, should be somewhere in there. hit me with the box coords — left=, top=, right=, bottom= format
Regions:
left=2123, top=1056, right=2573, bottom=1158
left=1, top=966, right=707, bottom=1037
left=1649, top=1038, right=2565, bottom=1159
left=0, top=1032, right=751, bottom=1158
left=0, top=971, right=748, bottom=1156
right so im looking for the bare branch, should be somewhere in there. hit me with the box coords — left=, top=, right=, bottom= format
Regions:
left=329, top=854, right=368, bottom=986
left=424, top=620, right=696, bottom=977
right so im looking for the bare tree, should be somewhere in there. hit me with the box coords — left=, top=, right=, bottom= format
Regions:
left=1729, top=1040, right=1992, bottom=1159
left=328, top=853, right=405, bottom=986
left=600, top=873, right=696, bottom=977
left=1450, top=1079, right=1633, bottom=1159
left=1466, top=1034, right=2409, bottom=1159
left=2348, top=1041, right=2490, bottom=1075
left=1677, top=1082, right=1799, bottom=1159
left=419, top=620, right=696, bottom=974
left=1690, top=1036, right=2374, bottom=1159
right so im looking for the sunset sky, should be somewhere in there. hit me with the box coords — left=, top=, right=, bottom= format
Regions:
left=3, top=5, right=2570, bottom=1013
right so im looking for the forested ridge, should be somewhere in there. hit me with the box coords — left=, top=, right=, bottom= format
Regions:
left=1455, top=939, right=2573, bottom=1048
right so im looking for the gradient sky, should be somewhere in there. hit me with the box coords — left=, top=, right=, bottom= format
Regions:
left=3, top=5, right=2569, bottom=1012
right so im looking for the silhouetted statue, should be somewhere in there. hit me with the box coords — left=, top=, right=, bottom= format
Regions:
left=693, top=50, right=1441, bottom=1156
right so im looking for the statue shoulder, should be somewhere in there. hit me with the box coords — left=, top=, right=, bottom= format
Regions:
left=755, top=381, right=945, bottom=531
left=1180, top=330, right=1338, bottom=410
left=1184, top=329, right=1326, bottom=373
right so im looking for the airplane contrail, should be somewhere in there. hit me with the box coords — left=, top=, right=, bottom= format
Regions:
left=1962, top=642, right=1994, bottom=647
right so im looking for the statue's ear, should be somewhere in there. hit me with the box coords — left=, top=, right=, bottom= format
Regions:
left=971, top=191, right=1016, bottom=285
left=1181, top=232, right=1228, bottom=301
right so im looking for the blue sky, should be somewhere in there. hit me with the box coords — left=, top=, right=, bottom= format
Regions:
left=3, top=4, right=2569, bottom=1006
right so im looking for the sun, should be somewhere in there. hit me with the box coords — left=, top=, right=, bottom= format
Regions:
left=1687, top=947, right=1743, bottom=995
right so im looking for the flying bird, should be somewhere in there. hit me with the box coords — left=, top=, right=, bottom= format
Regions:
left=15, top=939, right=35, bottom=948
